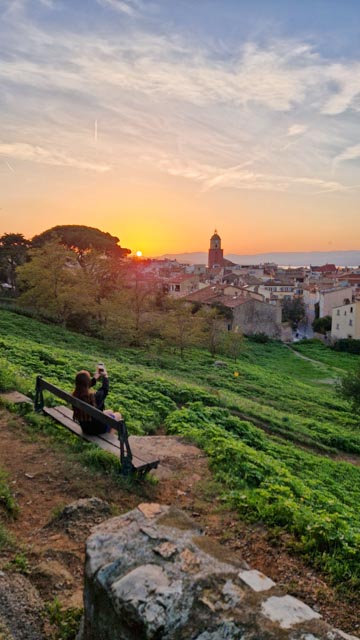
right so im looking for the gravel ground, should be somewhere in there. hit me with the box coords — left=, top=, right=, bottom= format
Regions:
left=0, top=573, right=45, bottom=640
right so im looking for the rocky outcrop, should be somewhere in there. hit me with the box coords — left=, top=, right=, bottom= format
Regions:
left=80, top=503, right=359, bottom=640
left=48, top=497, right=112, bottom=540
left=0, top=571, right=46, bottom=640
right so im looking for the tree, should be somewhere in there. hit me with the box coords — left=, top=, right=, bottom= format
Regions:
left=282, top=297, right=306, bottom=330
left=312, top=315, right=332, bottom=335
left=16, top=241, right=94, bottom=325
left=161, top=299, right=203, bottom=358
left=32, top=225, right=131, bottom=265
left=338, top=363, right=360, bottom=412
left=198, top=306, right=228, bottom=356
left=0, top=233, right=31, bottom=293
left=221, top=330, right=246, bottom=361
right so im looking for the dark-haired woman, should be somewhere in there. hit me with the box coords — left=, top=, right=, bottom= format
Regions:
left=72, top=368, right=121, bottom=435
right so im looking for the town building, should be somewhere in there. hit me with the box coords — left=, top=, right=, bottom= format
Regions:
left=185, top=285, right=282, bottom=338
left=256, top=280, right=303, bottom=303
left=163, top=273, right=201, bottom=297
left=331, top=301, right=360, bottom=340
left=319, top=285, right=353, bottom=318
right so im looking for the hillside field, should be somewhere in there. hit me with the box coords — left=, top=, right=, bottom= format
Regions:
left=0, top=309, right=360, bottom=591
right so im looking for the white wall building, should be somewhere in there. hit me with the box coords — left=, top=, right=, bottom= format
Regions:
left=319, top=286, right=353, bottom=318
left=332, top=301, right=360, bottom=340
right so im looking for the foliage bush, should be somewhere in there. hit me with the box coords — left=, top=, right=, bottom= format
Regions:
left=332, top=338, right=360, bottom=355
left=246, top=333, right=271, bottom=343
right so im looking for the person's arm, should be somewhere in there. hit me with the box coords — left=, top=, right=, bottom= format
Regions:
left=90, top=372, right=100, bottom=388
left=95, top=375, right=109, bottom=411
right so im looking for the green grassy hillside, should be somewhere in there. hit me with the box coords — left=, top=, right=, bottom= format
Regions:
left=1, top=309, right=360, bottom=588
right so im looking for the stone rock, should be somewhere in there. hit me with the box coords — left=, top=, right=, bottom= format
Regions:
left=238, top=569, right=276, bottom=592
left=138, top=503, right=162, bottom=518
left=48, top=497, right=111, bottom=540
left=153, top=542, right=177, bottom=559
left=328, top=632, right=360, bottom=640
left=261, top=594, right=321, bottom=629
left=213, top=361, right=227, bottom=368
left=0, top=572, right=46, bottom=640
left=80, top=504, right=359, bottom=640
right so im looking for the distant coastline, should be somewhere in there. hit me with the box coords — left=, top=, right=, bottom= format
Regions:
left=158, top=250, right=360, bottom=268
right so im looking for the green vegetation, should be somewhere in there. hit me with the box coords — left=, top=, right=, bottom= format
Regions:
left=333, top=338, right=360, bottom=355
left=338, top=362, right=360, bottom=411
left=0, top=466, right=18, bottom=551
left=292, top=339, right=359, bottom=370
left=0, top=310, right=360, bottom=589
left=4, top=552, right=31, bottom=575
left=45, top=598, right=82, bottom=640
left=312, top=315, right=332, bottom=334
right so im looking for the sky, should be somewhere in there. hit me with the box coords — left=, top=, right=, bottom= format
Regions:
left=1, top=0, right=360, bottom=257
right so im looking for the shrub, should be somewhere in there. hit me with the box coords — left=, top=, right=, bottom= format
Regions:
left=333, top=339, right=360, bottom=355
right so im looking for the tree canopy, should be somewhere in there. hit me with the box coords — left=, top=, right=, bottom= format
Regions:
left=31, top=225, right=131, bottom=262
left=282, top=297, right=306, bottom=330
left=312, top=315, right=332, bottom=335
left=0, top=232, right=31, bottom=292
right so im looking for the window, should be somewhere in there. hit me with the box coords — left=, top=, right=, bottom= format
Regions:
left=350, top=306, right=353, bottom=313
left=336, top=309, right=340, bottom=315
left=349, top=319, right=353, bottom=326
left=336, top=324, right=340, bottom=330
left=175, top=284, right=180, bottom=292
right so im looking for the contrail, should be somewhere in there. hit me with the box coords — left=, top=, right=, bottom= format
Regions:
left=94, top=119, right=98, bottom=142
left=5, top=160, right=15, bottom=172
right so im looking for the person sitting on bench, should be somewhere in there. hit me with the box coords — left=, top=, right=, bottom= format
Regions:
left=72, top=366, right=122, bottom=436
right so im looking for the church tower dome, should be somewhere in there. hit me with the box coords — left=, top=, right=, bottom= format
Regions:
left=208, top=229, right=224, bottom=269
left=210, top=231, right=221, bottom=250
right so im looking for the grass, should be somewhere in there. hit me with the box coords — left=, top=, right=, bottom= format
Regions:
left=0, top=309, right=360, bottom=588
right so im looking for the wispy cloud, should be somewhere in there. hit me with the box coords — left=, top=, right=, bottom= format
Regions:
left=97, top=0, right=143, bottom=16
left=287, top=124, right=308, bottom=137
left=0, top=142, right=110, bottom=173
left=334, top=143, right=360, bottom=164
left=1, top=2, right=360, bottom=198
left=143, top=153, right=351, bottom=195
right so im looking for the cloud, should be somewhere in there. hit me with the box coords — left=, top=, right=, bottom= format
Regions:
left=97, top=0, right=141, bottom=16
left=334, top=143, right=360, bottom=164
left=0, top=142, right=110, bottom=172
left=143, top=153, right=350, bottom=194
left=321, top=64, right=360, bottom=115
left=287, top=124, right=308, bottom=136
left=1, top=9, right=360, bottom=121
left=1, top=5, right=360, bottom=198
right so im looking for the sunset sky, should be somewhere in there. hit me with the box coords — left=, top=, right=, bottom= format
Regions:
left=1, top=0, right=360, bottom=256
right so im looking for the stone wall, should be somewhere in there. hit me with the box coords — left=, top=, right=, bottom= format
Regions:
left=232, top=299, right=282, bottom=338
left=80, top=503, right=359, bottom=640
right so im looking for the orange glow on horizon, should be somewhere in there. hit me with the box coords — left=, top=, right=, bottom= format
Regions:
left=2, top=181, right=360, bottom=257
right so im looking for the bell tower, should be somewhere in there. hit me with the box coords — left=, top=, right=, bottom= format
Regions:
left=208, top=230, right=224, bottom=269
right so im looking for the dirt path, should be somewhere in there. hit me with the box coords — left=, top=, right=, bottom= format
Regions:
left=0, top=408, right=359, bottom=636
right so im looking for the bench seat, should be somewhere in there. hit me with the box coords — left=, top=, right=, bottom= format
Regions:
left=43, top=405, right=159, bottom=474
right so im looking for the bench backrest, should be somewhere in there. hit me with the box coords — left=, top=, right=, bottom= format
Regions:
left=34, top=376, right=132, bottom=461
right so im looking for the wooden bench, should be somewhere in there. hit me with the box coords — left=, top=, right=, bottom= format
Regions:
left=34, top=376, right=159, bottom=477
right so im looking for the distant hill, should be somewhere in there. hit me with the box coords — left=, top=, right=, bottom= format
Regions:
left=158, top=250, right=360, bottom=267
